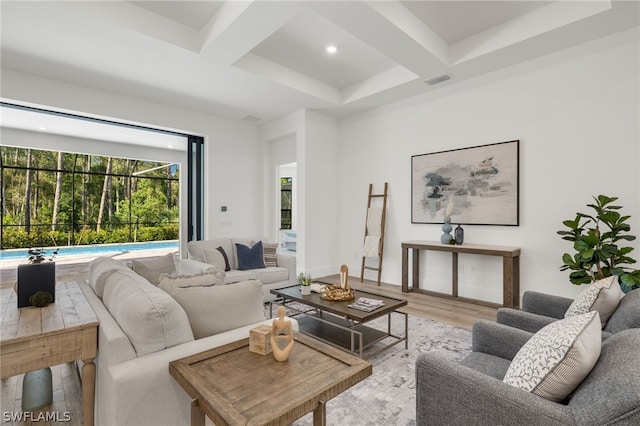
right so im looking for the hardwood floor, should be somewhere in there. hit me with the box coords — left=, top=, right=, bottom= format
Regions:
left=1, top=362, right=82, bottom=426
left=321, top=274, right=497, bottom=330
left=0, top=264, right=497, bottom=425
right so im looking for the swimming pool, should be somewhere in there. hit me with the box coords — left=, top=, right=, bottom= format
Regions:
left=0, top=240, right=179, bottom=260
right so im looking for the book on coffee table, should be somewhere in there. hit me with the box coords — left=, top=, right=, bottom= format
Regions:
left=349, top=297, right=385, bottom=312
left=310, top=283, right=325, bottom=293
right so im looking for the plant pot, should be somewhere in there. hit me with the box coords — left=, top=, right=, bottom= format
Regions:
left=17, top=263, right=56, bottom=308
left=301, top=285, right=311, bottom=296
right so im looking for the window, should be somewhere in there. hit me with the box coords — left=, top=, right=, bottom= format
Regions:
left=0, top=147, right=179, bottom=249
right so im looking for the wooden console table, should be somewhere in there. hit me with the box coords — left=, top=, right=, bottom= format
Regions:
left=1, top=281, right=99, bottom=426
left=401, top=240, right=521, bottom=308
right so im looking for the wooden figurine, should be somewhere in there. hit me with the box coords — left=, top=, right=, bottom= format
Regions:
left=340, top=264, right=349, bottom=289
left=270, top=306, right=294, bottom=362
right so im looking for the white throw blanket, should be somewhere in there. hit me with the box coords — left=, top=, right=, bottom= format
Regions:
left=366, top=207, right=383, bottom=237
left=363, top=207, right=383, bottom=257
left=363, top=235, right=380, bottom=257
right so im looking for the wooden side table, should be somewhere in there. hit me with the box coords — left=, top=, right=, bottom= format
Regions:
left=170, top=333, right=372, bottom=426
left=1, top=281, right=99, bottom=426
left=401, top=240, right=521, bottom=308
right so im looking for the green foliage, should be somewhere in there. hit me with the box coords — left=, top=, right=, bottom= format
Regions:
left=558, top=195, right=639, bottom=291
left=29, top=291, right=53, bottom=307
left=27, top=248, right=58, bottom=264
left=1, top=146, right=180, bottom=250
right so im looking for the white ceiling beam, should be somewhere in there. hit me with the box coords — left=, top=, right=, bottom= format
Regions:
left=234, top=52, right=342, bottom=104
left=451, top=0, right=613, bottom=64
left=75, top=1, right=201, bottom=52
left=198, top=1, right=304, bottom=65
left=342, top=65, right=418, bottom=104
left=310, top=1, right=449, bottom=80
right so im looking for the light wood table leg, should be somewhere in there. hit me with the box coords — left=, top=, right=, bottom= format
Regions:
left=82, top=358, right=96, bottom=426
left=191, top=399, right=205, bottom=426
left=313, top=400, right=327, bottom=426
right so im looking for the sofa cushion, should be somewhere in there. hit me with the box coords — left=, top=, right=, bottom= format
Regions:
left=603, top=288, right=640, bottom=334
left=223, top=270, right=258, bottom=284
left=130, top=253, right=176, bottom=285
left=158, top=268, right=225, bottom=294
left=565, top=276, right=622, bottom=326
left=568, top=329, right=640, bottom=425
left=164, top=280, right=266, bottom=339
left=187, top=238, right=232, bottom=264
left=236, top=241, right=266, bottom=270
left=88, top=257, right=130, bottom=299
left=255, top=267, right=289, bottom=284
left=460, top=352, right=511, bottom=381
left=103, top=270, right=194, bottom=356
left=203, top=247, right=231, bottom=272
left=503, top=311, right=601, bottom=402
left=263, top=243, right=278, bottom=267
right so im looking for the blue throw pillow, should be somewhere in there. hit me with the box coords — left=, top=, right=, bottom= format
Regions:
left=236, top=241, right=266, bottom=270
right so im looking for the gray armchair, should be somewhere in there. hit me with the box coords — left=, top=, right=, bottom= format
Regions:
left=416, top=321, right=640, bottom=425
left=497, top=288, right=640, bottom=339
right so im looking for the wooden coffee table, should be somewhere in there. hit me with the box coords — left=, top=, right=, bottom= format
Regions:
left=169, top=333, right=371, bottom=426
left=271, top=285, right=408, bottom=358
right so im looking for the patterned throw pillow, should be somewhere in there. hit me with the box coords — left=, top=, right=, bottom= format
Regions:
left=565, top=276, right=622, bottom=326
left=157, top=268, right=225, bottom=294
left=263, top=243, right=278, bottom=267
left=503, top=311, right=601, bottom=402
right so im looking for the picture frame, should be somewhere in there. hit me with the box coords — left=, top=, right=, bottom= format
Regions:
left=411, top=140, right=519, bottom=226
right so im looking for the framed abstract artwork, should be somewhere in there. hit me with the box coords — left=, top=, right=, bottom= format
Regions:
left=411, top=140, right=519, bottom=225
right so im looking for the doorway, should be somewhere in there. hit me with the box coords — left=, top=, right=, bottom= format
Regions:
left=278, top=162, right=296, bottom=253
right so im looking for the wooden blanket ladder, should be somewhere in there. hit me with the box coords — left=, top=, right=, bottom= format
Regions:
left=360, top=182, right=388, bottom=286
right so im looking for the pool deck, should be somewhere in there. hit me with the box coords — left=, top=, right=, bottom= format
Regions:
left=0, top=248, right=177, bottom=289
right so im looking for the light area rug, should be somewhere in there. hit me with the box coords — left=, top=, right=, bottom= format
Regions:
left=286, top=311, right=472, bottom=426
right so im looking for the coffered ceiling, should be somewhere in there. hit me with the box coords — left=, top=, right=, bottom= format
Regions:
left=1, top=1, right=638, bottom=125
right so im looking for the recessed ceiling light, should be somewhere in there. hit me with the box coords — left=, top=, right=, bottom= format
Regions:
left=37, top=126, right=47, bottom=130
left=167, top=145, right=174, bottom=149
left=325, top=44, right=339, bottom=54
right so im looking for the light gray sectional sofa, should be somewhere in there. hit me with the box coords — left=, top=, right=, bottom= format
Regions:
left=81, top=256, right=296, bottom=426
left=187, top=237, right=297, bottom=301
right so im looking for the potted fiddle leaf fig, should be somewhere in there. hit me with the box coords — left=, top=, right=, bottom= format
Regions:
left=558, top=195, right=640, bottom=292
left=17, top=248, right=59, bottom=307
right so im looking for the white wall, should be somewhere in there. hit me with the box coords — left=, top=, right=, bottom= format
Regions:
left=1, top=69, right=262, bottom=257
left=303, top=110, right=340, bottom=277
left=259, top=110, right=340, bottom=277
left=337, top=28, right=640, bottom=301
left=263, top=133, right=296, bottom=243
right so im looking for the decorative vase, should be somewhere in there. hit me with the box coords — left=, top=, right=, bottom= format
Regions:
left=17, top=262, right=56, bottom=308
left=301, top=285, right=311, bottom=295
left=440, top=216, right=453, bottom=244
left=455, top=224, right=464, bottom=245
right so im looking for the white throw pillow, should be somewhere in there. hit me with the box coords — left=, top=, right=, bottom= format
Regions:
left=130, top=253, right=176, bottom=285
left=157, top=268, right=225, bottom=294
left=88, top=257, right=130, bottom=299
left=203, top=248, right=230, bottom=272
left=503, top=311, right=601, bottom=402
left=565, top=276, right=622, bottom=326
left=103, top=269, right=194, bottom=356
left=164, top=280, right=266, bottom=339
